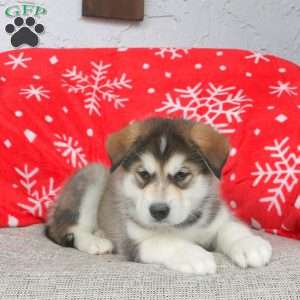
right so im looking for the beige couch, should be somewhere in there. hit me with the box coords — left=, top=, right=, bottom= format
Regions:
left=0, top=225, right=300, bottom=299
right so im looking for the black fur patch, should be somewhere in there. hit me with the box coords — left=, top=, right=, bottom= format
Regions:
left=62, top=233, right=75, bottom=248
left=44, top=226, right=51, bottom=239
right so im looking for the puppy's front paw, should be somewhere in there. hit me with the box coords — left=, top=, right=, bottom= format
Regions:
left=165, top=244, right=216, bottom=274
left=228, top=236, right=272, bottom=268
left=75, top=233, right=114, bottom=255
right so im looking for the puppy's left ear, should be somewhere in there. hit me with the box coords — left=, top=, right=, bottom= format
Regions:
left=106, top=121, right=141, bottom=171
left=190, top=123, right=230, bottom=178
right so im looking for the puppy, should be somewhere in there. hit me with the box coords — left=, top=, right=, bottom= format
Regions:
left=46, top=118, right=272, bottom=274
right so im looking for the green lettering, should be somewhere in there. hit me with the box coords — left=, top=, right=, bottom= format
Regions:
left=35, top=6, right=47, bottom=17
left=4, top=4, right=47, bottom=18
left=23, top=4, right=35, bottom=16
left=5, top=6, right=20, bottom=17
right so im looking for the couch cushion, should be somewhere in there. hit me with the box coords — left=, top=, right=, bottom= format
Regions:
left=0, top=225, right=299, bottom=299
left=0, top=48, right=299, bottom=240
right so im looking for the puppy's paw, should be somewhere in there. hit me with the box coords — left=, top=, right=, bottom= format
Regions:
left=89, top=237, right=114, bottom=255
left=228, top=236, right=272, bottom=268
left=165, top=244, right=216, bottom=274
left=75, top=233, right=114, bottom=255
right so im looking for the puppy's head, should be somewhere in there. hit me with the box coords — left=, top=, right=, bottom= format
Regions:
left=106, top=118, right=229, bottom=229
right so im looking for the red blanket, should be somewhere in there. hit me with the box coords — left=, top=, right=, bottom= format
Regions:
left=0, top=48, right=299, bottom=239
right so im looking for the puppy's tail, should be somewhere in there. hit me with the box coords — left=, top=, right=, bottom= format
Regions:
left=45, top=163, right=109, bottom=248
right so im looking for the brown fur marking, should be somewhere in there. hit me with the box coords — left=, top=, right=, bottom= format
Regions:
left=190, top=122, right=229, bottom=177
left=106, top=122, right=142, bottom=165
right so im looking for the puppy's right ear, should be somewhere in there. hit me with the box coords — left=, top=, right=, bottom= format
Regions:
left=106, top=121, right=141, bottom=171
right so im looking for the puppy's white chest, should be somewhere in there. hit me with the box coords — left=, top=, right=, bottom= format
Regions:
left=175, top=226, right=214, bottom=247
left=175, top=206, right=230, bottom=247
left=126, top=220, right=214, bottom=249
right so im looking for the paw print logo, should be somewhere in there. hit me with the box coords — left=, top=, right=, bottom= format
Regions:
left=5, top=17, right=44, bottom=47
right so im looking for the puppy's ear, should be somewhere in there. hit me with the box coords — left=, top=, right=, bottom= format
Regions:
left=190, top=123, right=229, bottom=178
left=106, top=121, right=141, bottom=170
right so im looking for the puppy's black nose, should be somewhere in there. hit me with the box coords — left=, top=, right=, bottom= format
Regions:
left=149, top=203, right=170, bottom=221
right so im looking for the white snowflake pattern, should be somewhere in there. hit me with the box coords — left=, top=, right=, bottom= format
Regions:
left=251, top=137, right=300, bottom=216
left=154, top=48, right=189, bottom=60
left=269, top=81, right=298, bottom=98
left=62, top=61, right=132, bottom=116
left=54, top=134, right=88, bottom=168
left=245, top=51, right=270, bottom=64
left=156, top=82, right=252, bottom=133
left=8, top=215, right=19, bottom=227
left=15, top=165, right=60, bottom=217
left=19, top=85, right=50, bottom=101
left=4, top=52, right=32, bottom=70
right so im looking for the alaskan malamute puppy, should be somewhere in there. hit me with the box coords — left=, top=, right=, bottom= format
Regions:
left=46, top=118, right=272, bottom=274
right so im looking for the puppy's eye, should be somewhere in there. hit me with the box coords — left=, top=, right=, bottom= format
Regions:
left=137, top=170, right=151, bottom=181
left=174, top=171, right=190, bottom=182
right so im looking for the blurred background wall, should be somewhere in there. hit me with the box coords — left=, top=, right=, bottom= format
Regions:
left=0, top=0, right=299, bottom=63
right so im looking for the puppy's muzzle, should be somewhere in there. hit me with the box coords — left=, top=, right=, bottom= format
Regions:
left=149, top=203, right=170, bottom=221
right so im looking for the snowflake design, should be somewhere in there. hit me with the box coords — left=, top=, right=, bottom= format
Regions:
left=154, top=48, right=189, bottom=60
left=15, top=165, right=60, bottom=217
left=245, top=51, right=270, bottom=64
left=8, top=215, right=19, bottom=227
left=54, top=134, right=87, bottom=168
left=156, top=82, right=252, bottom=133
left=4, top=52, right=32, bottom=70
left=19, top=85, right=50, bottom=101
left=251, top=137, right=300, bottom=216
left=62, top=61, right=132, bottom=116
left=269, top=81, right=298, bottom=98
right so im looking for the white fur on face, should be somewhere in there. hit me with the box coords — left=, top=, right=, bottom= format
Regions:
left=122, top=153, right=161, bottom=225
left=140, top=153, right=159, bottom=175
left=164, top=154, right=186, bottom=175
left=165, top=173, right=210, bottom=225
left=122, top=152, right=212, bottom=227
left=160, top=135, right=167, bottom=154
